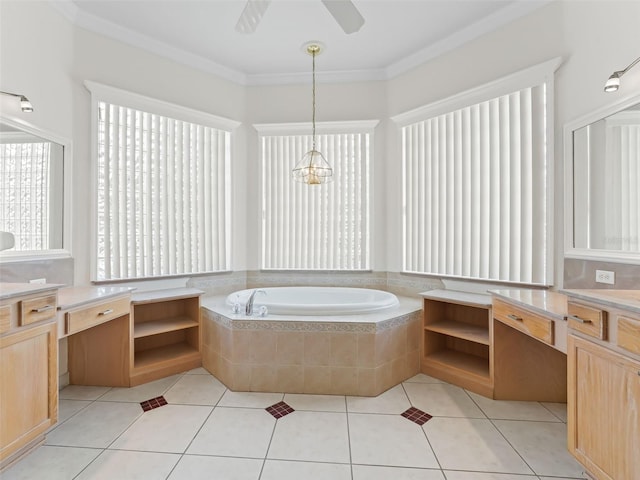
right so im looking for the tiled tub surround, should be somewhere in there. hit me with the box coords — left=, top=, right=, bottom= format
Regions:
left=201, top=296, right=422, bottom=396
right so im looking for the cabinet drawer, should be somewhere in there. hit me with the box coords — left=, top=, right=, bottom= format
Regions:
left=0, top=305, right=10, bottom=334
left=19, top=294, right=57, bottom=326
left=493, top=299, right=554, bottom=345
left=567, top=301, right=607, bottom=340
left=617, top=315, right=640, bottom=356
left=66, top=296, right=130, bottom=335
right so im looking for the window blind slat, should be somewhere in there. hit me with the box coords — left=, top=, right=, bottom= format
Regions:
left=402, top=83, right=549, bottom=285
left=95, top=101, right=230, bottom=280
left=260, top=130, right=371, bottom=270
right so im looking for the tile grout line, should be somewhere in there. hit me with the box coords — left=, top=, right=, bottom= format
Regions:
left=169, top=384, right=225, bottom=479
left=463, top=388, right=539, bottom=477
left=256, top=392, right=284, bottom=479
left=343, top=394, right=354, bottom=480
left=539, top=401, right=567, bottom=423
left=401, top=381, right=445, bottom=475
left=58, top=384, right=116, bottom=480
left=71, top=448, right=108, bottom=480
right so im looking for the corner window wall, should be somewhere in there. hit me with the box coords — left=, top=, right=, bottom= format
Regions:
left=87, top=82, right=238, bottom=281
left=257, top=121, right=377, bottom=271
left=393, top=59, right=560, bottom=286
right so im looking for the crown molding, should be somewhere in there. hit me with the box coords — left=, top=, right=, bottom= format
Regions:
left=385, top=0, right=555, bottom=79
left=48, top=0, right=553, bottom=87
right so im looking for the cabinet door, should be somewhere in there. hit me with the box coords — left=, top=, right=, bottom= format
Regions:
left=568, top=335, right=640, bottom=480
left=0, top=322, right=58, bottom=462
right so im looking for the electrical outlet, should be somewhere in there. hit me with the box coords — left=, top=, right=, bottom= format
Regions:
left=29, top=278, right=46, bottom=284
left=595, top=270, right=615, bottom=285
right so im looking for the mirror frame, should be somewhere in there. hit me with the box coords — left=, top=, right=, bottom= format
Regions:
left=564, top=91, right=640, bottom=265
left=0, top=115, right=72, bottom=262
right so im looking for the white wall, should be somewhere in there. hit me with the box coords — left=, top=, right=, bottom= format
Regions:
left=2, top=0, right=639, bottom=288
left=0, top=1, right=74, bottom=148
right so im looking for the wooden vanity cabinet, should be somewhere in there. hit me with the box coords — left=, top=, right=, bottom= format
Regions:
left=566, top=295, right=640, bottom=480
left=568, top=335, right=640, bottom=480
left=0, top=286, right=58, bottom=469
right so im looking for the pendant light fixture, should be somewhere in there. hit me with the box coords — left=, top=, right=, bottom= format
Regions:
left=292, top=43, right=333, bottom=185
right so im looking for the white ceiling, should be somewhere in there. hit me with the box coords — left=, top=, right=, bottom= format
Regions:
left=53, top=0, right=551, bottom=85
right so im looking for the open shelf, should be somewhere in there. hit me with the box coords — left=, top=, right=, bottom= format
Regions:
left=421, top=289, right=493, bottom=397
left=133, top=342, right=200, bottom=370
left=424, top=349, right=490, bottom=380
left=425, top=320, right=490, bottom=345
left=130, top=288, right=202, bottom=386
left=134, top=316, right=199, bottom=339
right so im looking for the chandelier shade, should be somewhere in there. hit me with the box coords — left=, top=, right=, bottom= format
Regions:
left=292, top=149, right=332, bottom=185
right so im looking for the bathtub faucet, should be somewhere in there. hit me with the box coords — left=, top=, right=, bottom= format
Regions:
left=245, top=289, right=266, bottom=316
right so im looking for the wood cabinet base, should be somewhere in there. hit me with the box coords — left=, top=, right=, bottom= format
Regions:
left=68, top=315, right=130, bottom=387
left=568, top=334, right=640, bottom=480
left=0, top=321, right=57, bottom=469
left=493, top=319, right=567, bottom=402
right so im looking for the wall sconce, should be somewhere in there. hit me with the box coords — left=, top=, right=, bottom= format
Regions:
left=604, top=56, right=640, bottom=92
left=0, top=90, right=34, bottom=112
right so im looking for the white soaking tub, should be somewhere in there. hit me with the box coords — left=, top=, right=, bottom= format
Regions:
left=226, top=286, right=400, bottom=315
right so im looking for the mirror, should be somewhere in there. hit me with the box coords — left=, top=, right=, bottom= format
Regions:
left=565, top=93, right=640, bottom=262
left=0, top=117, right=67, bottom=257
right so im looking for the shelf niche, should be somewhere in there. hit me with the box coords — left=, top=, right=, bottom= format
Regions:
left=130, top=288, right=203, bottom=386
left=421, top=289, right=493, bottom=398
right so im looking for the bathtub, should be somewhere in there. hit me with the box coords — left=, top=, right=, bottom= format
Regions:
left=226, top=286, right=400, bottom=315
left=201, top=289, right=422, bottom=396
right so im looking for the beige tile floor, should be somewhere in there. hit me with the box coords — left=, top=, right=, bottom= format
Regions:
left=3, top=369, right=588, bottom=480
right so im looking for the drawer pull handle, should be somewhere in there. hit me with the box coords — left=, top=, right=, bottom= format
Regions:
left=507, top=314, right=523, bottom=322
left=31, top=305, right=54, bottom=313
left=98, top=309, right=114, bottom=316
left=569, top=314, right=592, bottom=324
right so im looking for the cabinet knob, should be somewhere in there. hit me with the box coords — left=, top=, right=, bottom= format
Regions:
left=507, top=314, right=523, bottom=322
left=98, top=309, right=114, bottom=316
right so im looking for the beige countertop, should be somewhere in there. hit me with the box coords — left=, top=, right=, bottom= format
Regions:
left=490, top=289, right=568, bottom=321
left=421, top=289, right=492, bottom=307
left=0, top=282, right=63, bottom=301
left=57, top=285, right=134, bottom=310
left=562, top=289, right=640, bottom=314
left=131, top=287, right=204, bottom=305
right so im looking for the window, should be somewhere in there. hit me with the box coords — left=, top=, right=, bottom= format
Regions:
left=394, top=59, right=560, bottom=285
left=88, top=82, right=237, bottom=281
left=257, top=121, right=377, bottom=270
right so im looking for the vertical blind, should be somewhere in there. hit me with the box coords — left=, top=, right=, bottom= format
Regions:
left=0, top=141, right=50, bottom=250
left=605, top=121, right=640, bottom=251
left=96, top=101, right=230, bottom=280
left=261, top=132, right=370, bottom=270
left=402, top=85, right=548, bottom=284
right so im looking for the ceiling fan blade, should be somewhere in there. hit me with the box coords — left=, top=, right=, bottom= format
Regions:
left=321, top=0, right=365, bottom=34
left=235, top=0, right=271, bottom=34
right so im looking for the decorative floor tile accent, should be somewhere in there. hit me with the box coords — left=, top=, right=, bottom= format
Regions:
left=140, top=396, right=168, bottom=412
left=266, top=401, right=295, bottom=419
left=401, top=406, right=432, bottom=425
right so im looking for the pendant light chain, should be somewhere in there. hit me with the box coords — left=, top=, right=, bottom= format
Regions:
left=291, top=42, right=332, bottom=185
left=311, top=48, right=317, bottom=151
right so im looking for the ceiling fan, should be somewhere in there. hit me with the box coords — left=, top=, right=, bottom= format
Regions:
left=235, top=0, right=365, bottom=35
